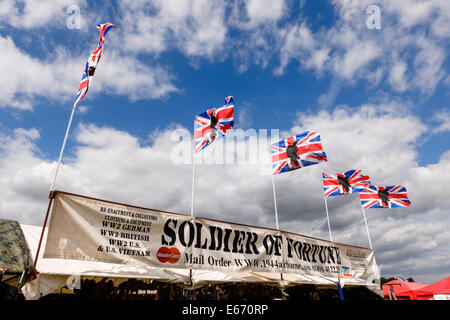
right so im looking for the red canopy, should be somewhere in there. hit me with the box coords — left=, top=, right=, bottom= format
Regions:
left=414, top=277, right=450, bottom=300
left=382, top=280, right=427, bottom=300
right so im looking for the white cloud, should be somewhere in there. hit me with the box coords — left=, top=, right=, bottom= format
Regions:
left=241, top=0, right=286, bottom=29
left=388, top=59, right=409, bottom=92
left=0, top=0, right=86, bottom=29
left=431, top=110, right=450, bottom=134
left=77, top=105, right=89, bottom=114
left=276, top=23, right=330, bottom=76
left=291, top=104, right=426, bottom=182
left=332, top=40, right=381, bottom=81
left=275, top=0, right=449, bottom=97
left=385, top=0, right=436, bottom=28
left=431, top=1, right=450, bottom=38
left=317, top=78, right=341, bottom=107
left=118, top=0, right=228, bottom=58
left=93, top=49, right=179, bottom=101
left=0, top=35, right=50, bottom=109
left=0, top=127, right=54, bottom=225
left=413, top=37, right=446, bottom=94
left=0, top=35, right=177, bottom=110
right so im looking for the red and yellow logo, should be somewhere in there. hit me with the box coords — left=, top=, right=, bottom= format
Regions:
left=156, top=247, right=180, bottom=264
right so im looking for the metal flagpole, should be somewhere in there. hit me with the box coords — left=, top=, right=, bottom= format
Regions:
left=271, top=172, right=284, bottom=283
left=271, top=174, right=279, bottom=230
left=323, top=195, right=333, bottom=243
left=321, top=171, right=334, bottom=243
left=189, top=118, right=197, bottom=289
left=361, top=207, right=373, bottom=250
left=268, top=142, right=283, bottom=282
left=191, top=117, right=197, bottom=217
left=50, top=105, right=77, bottom=191
left=322, top=171, right=342, bottom=291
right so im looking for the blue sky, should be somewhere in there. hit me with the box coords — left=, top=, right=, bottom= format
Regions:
left=0, top=0, right=449, bottom=284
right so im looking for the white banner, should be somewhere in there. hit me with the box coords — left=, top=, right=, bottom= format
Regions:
left=43, top=192, right=377, bottom=280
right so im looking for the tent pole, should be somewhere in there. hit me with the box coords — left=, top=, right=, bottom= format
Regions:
left=29, top=191, right=55, bottom=281
left=337, top=282, right=344, bottom=300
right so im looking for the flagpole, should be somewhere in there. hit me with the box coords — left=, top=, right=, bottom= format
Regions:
left=271, top=171, right=284, bottom=284
left=361, top=207, right=373, bottom=250
left=271, top=174, right=279, bottom=230
left=50, top=105, right=77, bottom=191
left=190, top=152, right=196, bottom=217
left=323, top=196, right=333, bottom=243
left=191, top=117, right=197, bottom=217
left=321, top=171, right=334, bottom=243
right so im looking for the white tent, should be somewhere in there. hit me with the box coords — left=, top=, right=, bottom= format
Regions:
left=20, top=224, right=382, bottom=300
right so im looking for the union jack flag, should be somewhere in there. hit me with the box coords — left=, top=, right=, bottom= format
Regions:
left=73, top=22, right=117, bottom=109
left=97, top=22, right=116, bottom=45
left=270, top=131, right=327, bottom=175
left=195, top=95, right=234, bottom=153
left=322, top=170, right=371, bottom=197
left=359, top=185, right=411, bottom=209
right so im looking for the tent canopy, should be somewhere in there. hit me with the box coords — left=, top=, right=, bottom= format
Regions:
left=0, top=219, right=33, bottom=274
left=382, top=278, right=450, bottom=300
left=382, top=280, right=427, bottom=300
left=18, top=223, right=382, bottom=300
left=414, top=277, right=450, bottom=298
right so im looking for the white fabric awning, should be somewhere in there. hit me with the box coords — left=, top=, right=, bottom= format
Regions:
left=20, top=224, right=381, bottom=300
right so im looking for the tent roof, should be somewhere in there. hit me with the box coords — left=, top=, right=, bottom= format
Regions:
left=21, top=223, right=374, bottom=286
left=18, top=223, right=382, bottom=299
left=382, top=280, right=427, bottom=297
left=414, top=277, right=450, bottom=296
left=0, top=219, right=33, bottom=273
